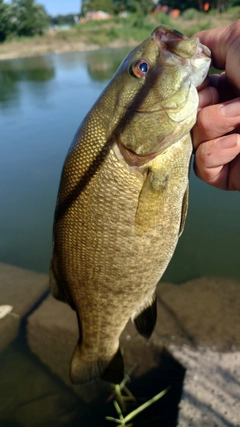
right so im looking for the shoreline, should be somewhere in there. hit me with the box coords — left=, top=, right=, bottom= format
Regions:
left=0, top=12, right=235, bottom=62
left=0, top=37, right=138, bottom=61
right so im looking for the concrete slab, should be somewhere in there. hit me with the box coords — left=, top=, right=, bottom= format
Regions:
left=153, top=277, right=240, bottom=427
left=154, top=276, right=240, bottom=351
left=27, top=294, right=110, bottom=401
left=0, top=263, right=49, bottom=351
left=28, top=294, right=78, bottom=387
left=27, top=275, right=240, bottom=426
left=27, top=293, right=184, bottom=423
left=0, top=342, right=84, bottom=427
left=171, top=345, right=240, bottom=427
left=0, top=315, right=19, bottom=353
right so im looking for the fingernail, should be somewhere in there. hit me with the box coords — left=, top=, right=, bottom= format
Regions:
left=221, top=98, right=240, bottom=117
left=216, top=134, right=238, bottom=148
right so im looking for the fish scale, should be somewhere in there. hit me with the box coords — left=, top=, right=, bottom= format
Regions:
left=50, top=25, right=211, bottom=385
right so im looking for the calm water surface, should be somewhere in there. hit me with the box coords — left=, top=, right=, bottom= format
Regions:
left=0, top=49, right=239, bottom=283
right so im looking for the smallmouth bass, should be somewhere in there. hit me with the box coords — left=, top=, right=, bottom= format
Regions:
left=50, top=25, right=211, bottom=384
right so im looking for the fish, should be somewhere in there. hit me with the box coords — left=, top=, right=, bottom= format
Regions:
left=49, top=25, right=211, bottom=385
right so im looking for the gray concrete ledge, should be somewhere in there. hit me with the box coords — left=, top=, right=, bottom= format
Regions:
left=153, top=277, right=240, bottom=426
left=171, top=345, right=240, bottom=426
left=0, top=263, right=49, bottom=351
left=2, top=263, right=240, bottom=425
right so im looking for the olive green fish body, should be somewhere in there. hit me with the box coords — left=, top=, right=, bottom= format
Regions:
left=50, top=25, right=211, bottom=384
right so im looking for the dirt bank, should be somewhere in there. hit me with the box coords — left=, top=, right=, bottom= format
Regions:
left=0, top=36, right=137, bottom=61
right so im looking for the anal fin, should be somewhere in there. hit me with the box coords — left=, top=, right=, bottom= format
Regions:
left=133, top=292, right=157, bottom=339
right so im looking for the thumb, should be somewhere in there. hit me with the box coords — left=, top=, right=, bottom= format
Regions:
left=195, top=21, right=240, bottom=90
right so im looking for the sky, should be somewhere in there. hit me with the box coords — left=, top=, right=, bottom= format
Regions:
left=37, top=0, right=81, bottom=16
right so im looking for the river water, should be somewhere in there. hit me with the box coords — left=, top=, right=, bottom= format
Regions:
left=0, top=48, right=239, bottom=283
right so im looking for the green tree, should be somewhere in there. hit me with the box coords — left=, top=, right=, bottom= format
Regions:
left=0, top=0, right=8, bottom=41
left=161, top=0, right=199, bottom=11
left=81, top=0, right=115, bottom=14
left=51, top=14, right=78, bottom=26
left=0, top=0, right=14, bottom=41
left=210, top=0, right=232, bottom=11
left=114, top=0, right=154, bottom=14
left=10, top=0, right=49, bottom=37
left=82, top=0, right=154, bottom=15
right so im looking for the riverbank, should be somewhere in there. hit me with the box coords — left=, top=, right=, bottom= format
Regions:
left=0, top=33, right=137, bottom=61
left=0, top=10, right=238, bottom=61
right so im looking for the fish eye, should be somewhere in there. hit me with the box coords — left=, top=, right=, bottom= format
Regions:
left=130, top=59, right=150, bottom=78
left=139, top=62, right=148, bottom=73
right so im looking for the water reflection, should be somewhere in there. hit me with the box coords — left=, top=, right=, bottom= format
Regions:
left=86, top=48, right=129, bottom=81
left=1, top=57, right=55, bottom=82
left=0, top=56, right=55, bottom=107
left=0, top=48, right=130, bottom=110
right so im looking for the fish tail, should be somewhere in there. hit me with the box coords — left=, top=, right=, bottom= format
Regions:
left=70, top=343, right=124, bottom=385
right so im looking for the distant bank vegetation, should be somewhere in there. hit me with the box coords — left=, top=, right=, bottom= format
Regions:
left=0, top=0, right=240, bottom=56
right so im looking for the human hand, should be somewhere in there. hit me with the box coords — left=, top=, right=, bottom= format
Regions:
left=192, top=21, right=240, bottom=190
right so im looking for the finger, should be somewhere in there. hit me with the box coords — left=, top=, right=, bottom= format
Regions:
left=194, top=22, right=239, bottom=69
left=198, top=85, right=219, bottom=109
left=193, top=134, right=240, bottom=190
left=197, top=75, right=211, bottom=91
left=192, top=97, right=240, bottom=149
left=197, top=73, right=220, bottom=93
left=208, top=74, right=221, bottom=90
left=195, top=21, right=240, bottom=90
left=218, top=72, right=240, bottom=101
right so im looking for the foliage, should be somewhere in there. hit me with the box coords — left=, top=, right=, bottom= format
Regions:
left=81, top=0, right=239, bottom=14
left=226, top=5, right=240, bottom=16
left=154, top=12, right=172, bottom=26
left=0, top=0, right=12, bottom=41
left=0, top=0, right=49, bottom=42
left=50, top=14, right=79, bottom=26
left=82, top=0, right=156, bottom=15
left=122, top=0, right=154, bottom=16
left=106, top=386, right=170, bottom=426
left=81, top=0, right=115, bottom=15
left=181, top=7, right=204, bottom=19
left=163, top=0, right=200, bottom=11
left=210, top=0, right=230, bottom=12
left=1, top=0, right=239, bottom=47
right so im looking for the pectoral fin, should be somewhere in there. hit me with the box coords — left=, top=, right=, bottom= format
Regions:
left=135, top=168, right=168, bottom=233
left=132, top=291, right=157, bottom=339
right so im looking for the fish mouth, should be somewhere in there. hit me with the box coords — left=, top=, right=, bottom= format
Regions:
left=151, top=25, right=189, bottom=45
left=151, top=24, right=211, bottom=61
